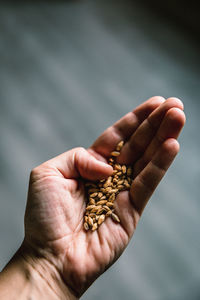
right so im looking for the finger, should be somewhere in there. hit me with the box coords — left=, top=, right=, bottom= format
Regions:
left=44, top=147, right=113, bottom=180
left=130, top=138, right=180, bottom=215
left=134, top=108, right=185, bottom=176
left=117, top=97, right=184, bottom=164
left=89, top=96, right=165, bottom=159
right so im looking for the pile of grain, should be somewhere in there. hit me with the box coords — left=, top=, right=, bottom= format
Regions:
left=83, top=141, right=133, bottom=231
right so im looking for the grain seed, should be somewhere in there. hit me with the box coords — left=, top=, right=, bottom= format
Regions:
left=117, top=180, right=124, bottom=185
left=91, top=205, right=101, bottom=213
left=111, top=151, right=120, bottom=157
left=96, top=200, right=107, bottom=205
left=98, top=214, right=105, bottom=225
left=86, top=205, right=95, bottom=211
left=106, top=202, right=114, bottom=208
left=122, top=165, right=126, bottom=174
left=84, top=222, right=89, bottom=230
left=89, top=213, right=96, bottom=218
left=103, top=205, right=111, bottom=212
left=90, top=192, right=98, bottom=198
left=89, top=198, right=96, bottom=205
left=87, top=216, right=93, bottom=227
left=108, top=193, right=115, bottom=202
left=92, top=223, right=98, bottom=231
left=111, top=213, right=120, bottom=223
left=106, top=210, right=112, bottom=217
left=117, top=185, right=124, bottom=190
left=98, top=192, right=103, bottom=198
left=116, top=141, right=124, bottom=151
left=96, top=208, right=105, bottom=215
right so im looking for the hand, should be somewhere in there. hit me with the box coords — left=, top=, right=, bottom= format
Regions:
left=0, top=96, right=185, bottom=300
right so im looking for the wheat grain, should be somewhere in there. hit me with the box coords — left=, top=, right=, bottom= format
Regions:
left=111, top=213, right=120, bottom=223
left=83, top=140, right=133, bottom=231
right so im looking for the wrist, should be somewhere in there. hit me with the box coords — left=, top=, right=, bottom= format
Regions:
left=0, top=245, right=78, bottom=300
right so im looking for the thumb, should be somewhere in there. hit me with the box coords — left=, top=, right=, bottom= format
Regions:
left=46, top=147, right=113, bottom=181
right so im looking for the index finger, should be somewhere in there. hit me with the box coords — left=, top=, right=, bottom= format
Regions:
left=89, top=96, right=165, bottom=159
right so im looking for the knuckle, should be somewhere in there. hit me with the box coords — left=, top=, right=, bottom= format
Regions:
left=29, top=166, right=41, bottom=182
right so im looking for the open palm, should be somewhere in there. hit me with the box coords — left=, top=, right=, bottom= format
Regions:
left=24, top=96, right=185, bottom=298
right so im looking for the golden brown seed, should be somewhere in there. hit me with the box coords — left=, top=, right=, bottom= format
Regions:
left=111, top=151, right=120, bottom=157
left=89, top=198, right=96, bottom=205
left=124, top=181, right=131, bottom=188
left=103, top=205, right=111, bottom=212
left=106, top=202, right=114, bottom=208
left=84, top=222, right=89, bottom=230
left=100, top=179, right=106, bottom=183
left=116, top=140, right=124, bottom=151
left=109, top=158, right=114, bottom=165
left=91, top=205, right=101, bottom=213
left=89, top=213, right=96, bottom=218
left=117, top=180, right=124, bottom=185
left=116, top=171, right=122, bottom=176
left=111, top=213, right=120, bottom=223
left=88, top=216, right=93, bottom=227
left=96, top=208, right=105, bottom=215
left=109, top=193, right=116, bottom=202
left=84, top=216, right=88, bottom=222
left=100, top=195, right=106, bottom=200
left=122, top=165, right=126, bottom=174
left=106, top=210, right=112, bottom=217
left=98, top=214, right=105, bottom=225
left=103, top=177, right=112, bottom=188
left=96, top=200, right=107, bottom=205
left=86, top=205, right=96, bottom=211
left=90, top=192, right=98, bottom=198
left=92, top=223, right=98, bottom=231
left=105, top=187, right=112, bottom=193
left=109, top=189, right=119, bottom=194
left=117, top=185, right=124, bottom=190
left=98, top=192, right=103, bottom=198
left=114, top=164, right=121, bottom=171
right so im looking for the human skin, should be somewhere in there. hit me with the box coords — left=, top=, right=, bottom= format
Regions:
left=0, top=96, right=185, bottom=300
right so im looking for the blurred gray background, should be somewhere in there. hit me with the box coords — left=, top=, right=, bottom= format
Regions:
left=0, top=0, right=199, bottom=299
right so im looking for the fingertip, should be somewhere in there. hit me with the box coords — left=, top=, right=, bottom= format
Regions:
left=165, top=107, right=186, bottom=127
left=166, top=97, right=184, bottom=110
left=148, top=96, right=166, bottom=104
left=135, top=96, right=166, bottom=112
